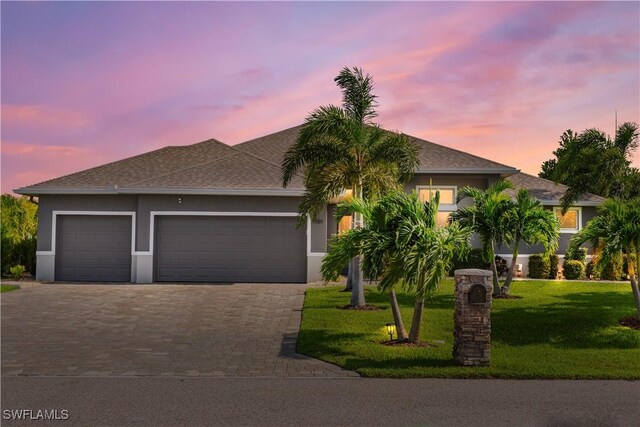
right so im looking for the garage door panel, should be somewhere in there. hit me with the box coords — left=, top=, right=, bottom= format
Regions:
left=154, top=216, right=306, bottom=283
left=55, top=215, right=132, bottom=282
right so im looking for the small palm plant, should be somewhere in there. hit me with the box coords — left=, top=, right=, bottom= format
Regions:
left=569, top=198, right=640, bottom=319
left=282, top=67, right=419, bottom=307
left=322, top=192, right=471, bottom=343
left=501, top=189, right=560, bottom=294
left=450, top=181, right=514, bottom=297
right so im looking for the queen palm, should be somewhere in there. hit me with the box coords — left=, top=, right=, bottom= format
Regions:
left=282, top=67, right=419, bottom=307
left=322, top=192, right=471, bottom=343
left=501, top=189, right=560, bottom=294
left=450, top=181, right=514, bottom=297
left=569, top=198, right=640, bottom=319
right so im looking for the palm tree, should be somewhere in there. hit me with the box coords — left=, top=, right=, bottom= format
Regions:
left=501, top=189, right=560, bottom=294
left=450, top=181, right=514, bottom=297
left=282, top=67, right=419, bottom=307
left=569, top=198, right=640, bottom=319
left=541, top=122, right=640, bottom=212
left=322, top=192, right=471, bottom=343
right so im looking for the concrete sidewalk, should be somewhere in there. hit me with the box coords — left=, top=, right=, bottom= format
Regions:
left=2, top=377, right=638, bottom=426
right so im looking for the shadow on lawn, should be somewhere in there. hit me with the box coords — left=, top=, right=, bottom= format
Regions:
left=297, top=329, right=369, bottom=358
left=363, top=287, right=455, bottom=310
left=492, top=291, right=640, bottom=349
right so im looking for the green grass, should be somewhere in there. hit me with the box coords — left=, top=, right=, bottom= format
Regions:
left=1, top=285, right=19, bottom=293
left=298, top=280, right=640, bottom=379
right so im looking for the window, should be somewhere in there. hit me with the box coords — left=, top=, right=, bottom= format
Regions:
left=417, top=186, right=457, bottom=227
left=553, top=207, right=581, bottom=232
left=338, top=215, right=352, bottom=234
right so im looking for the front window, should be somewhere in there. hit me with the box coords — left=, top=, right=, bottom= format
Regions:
left=553, top=207, right=580, bottom=232
left=417, top=186, right=457, bottom=227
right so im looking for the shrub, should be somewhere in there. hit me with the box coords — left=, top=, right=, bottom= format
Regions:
left=494, top=255, right=509, bottom=277
left=9, top=265, right=25, bottom=280
left=566, top=246, right=588, bottom=263
left=528, top=254, right=550, bottom=279
left=548, top=254, right=559, bottom=279
left=563, top=260, right=585, bottom=280
left=599, top=255, right=623, bottom=281
left=449, top=248, right=488, bottom=275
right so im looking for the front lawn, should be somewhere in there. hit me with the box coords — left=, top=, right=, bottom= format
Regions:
left=1, top=285, right=19, bottom=293
left=298, top=280, right=640, bottom=379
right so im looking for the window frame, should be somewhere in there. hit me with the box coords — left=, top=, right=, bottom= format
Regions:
left=553, top=206, right=582, bottom=233
left=416, top=185, right=457, bottom=212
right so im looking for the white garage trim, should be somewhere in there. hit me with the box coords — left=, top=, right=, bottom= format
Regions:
left=36, top=210, right=136, bottom=256
left=137, top=211, right=302, bottom=256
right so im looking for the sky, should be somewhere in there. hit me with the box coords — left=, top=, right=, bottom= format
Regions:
left=2, top=1, right=639, bottom=194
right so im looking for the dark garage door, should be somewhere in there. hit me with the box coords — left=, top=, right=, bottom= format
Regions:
left=55, top=215, right=132, bottom=282
left=154, top=216, right=306, bottom=283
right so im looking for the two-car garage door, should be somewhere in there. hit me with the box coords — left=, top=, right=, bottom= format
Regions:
left=154, top=216, right=306, bottom=283
left=54, top=214, right=306, bottom=283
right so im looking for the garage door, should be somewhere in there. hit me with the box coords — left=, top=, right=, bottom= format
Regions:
left=154, top=216, right=306, bottom=283
left=55, top=215, right=132, bottom=282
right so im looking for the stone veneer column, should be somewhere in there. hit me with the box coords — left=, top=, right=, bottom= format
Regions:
left=453, top=269, right=493, bottom=366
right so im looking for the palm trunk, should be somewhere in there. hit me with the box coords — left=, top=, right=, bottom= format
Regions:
left=349, top=183, right=366, bottom=307
left=490, top=241, right=501, bottom=297
left=408, top=300, right=424, bottom=344
left=389, top=290, right=408, bottom=341
left=502, top=243, right=520, bottom=295
left=343, top=259, right=354, bottom=292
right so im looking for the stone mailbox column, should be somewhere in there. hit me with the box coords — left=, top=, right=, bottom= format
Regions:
left=453, top=269, right=493, bottom=366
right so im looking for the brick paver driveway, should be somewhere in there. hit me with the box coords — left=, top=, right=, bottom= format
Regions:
left=1, top=284, right=356, bottom=378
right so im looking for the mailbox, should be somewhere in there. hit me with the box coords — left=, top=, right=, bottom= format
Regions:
left=468, top=284, right=487, bottom=305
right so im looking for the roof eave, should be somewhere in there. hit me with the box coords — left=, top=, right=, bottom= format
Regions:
left=538, top=199, right=603, bottom=207
left=415, top=167, right=520, bottom=177
left=14, top=187, right=305, bottom=197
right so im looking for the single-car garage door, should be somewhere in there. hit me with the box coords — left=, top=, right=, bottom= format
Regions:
left=55, top=215, right=132, bottom=282
left=154, top=216, right=306, bottom=283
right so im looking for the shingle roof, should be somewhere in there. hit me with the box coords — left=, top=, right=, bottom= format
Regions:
left=235, top=125, right=519, bottom=174
left=505, top=172, right=605, bottom=205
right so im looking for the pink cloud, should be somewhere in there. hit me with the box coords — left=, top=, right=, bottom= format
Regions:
left=1, top=105, right=93, bottom=130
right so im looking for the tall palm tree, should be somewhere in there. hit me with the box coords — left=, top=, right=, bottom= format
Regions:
left=450, top=181, right=514, bottom=297
left=282, top=67, right=419, bottom=307
left=322, top=192, right=471, bottom=343
left=569, top=198, right=640, bottom=319
left=501, top=189, right=560, bottom=294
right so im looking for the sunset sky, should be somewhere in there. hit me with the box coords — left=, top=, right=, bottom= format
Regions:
left=2, top=1, right=639, bottom=194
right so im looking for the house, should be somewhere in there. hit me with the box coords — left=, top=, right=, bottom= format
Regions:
left=15, top=125, right=603, bottom=283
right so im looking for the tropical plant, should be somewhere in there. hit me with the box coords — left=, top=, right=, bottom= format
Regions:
left=501, top=189, right=560, bottom=293
left=450, top=181, right=514, bottom=297
left=9, top=265, right=25, bottom=280
left=540, top=122, right=640, bottom=212
left=569, top=198, right=640, bottom=319
left=282, top=67, right=419, bottom=307
left=1, top=194, right=38, bottom=275
left=321, top=192, right=471, bottom=343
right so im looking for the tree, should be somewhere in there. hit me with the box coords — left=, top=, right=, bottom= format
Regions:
left=282, top=67, right=419, bottom=307
left=569, top=198, right=640, bottom=319
left=450, top=181, right=514, bottom=297
left=321, top=192, right=471, bottom=343
left=501, top=189, right=560, bottom=294
left=1, top=194, right=38, bottom=275
left=539, top=122, right=640, bottom=212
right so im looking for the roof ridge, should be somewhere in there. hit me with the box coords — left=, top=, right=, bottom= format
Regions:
left=126, top=151, right=240, bottom=187
left=233, top=124, right=303, bottom=148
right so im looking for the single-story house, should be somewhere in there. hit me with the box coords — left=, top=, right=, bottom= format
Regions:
left=15, top=125, right=604, bottom=283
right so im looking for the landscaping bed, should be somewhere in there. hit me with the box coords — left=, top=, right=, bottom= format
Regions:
left=298, top=280, right=640, bottom=379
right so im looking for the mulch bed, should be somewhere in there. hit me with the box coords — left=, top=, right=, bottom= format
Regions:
left=337, top=304, right=384, bottom=311
left=381, top=340, right=434, bottom=348
left=619, top=316, right=640, bottom=330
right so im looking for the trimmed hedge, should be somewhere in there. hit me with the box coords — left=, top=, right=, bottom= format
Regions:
left=548, top=254, right=559, bottom=279
left=599, top=256, right=623, bottom=281
left=566, top=247, right=588, bottom=263
left=563, top=260, right=585, bottom=280
left=528, top=254, right=550, bottom=279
